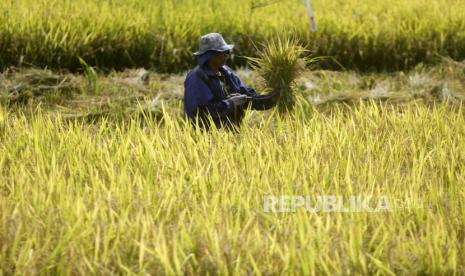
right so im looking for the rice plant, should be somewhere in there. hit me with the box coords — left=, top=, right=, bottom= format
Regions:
left=78, top=57, right=99, bottom=95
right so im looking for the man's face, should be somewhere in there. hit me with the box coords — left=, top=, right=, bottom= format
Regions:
left=208, top=51, right=230, bottom=69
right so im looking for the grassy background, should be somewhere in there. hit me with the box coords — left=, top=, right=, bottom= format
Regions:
left=1, top=0, right=465, bottom=72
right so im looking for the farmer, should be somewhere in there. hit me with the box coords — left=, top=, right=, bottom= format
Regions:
left=183, top=33, right=279, bottom=130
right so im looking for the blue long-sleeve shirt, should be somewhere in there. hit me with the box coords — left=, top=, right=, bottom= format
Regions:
left=183, top=53, right=278, bottom=130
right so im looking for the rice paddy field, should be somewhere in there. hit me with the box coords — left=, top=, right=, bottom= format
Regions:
left=1, top=0, right=465, bottom=275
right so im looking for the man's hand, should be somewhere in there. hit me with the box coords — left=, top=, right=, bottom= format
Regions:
left=226, top=93, right=250, bottom=109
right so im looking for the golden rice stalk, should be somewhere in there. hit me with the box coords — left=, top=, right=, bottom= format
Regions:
left=0, top=104, right=5, bottom=131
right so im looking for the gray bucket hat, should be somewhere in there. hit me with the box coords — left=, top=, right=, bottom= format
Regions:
left=193, top=33, right=234, bottom=56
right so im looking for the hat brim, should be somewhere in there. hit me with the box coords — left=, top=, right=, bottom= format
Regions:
left=193, top=44, right=234, bottom=56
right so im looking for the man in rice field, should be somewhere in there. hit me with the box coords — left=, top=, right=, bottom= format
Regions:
left=183, top=33, right=279, bottom=130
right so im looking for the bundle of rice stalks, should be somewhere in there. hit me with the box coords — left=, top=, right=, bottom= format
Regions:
left=246, top=38, right=307, bottom=113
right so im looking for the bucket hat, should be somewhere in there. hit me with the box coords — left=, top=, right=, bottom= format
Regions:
left=193, top=33, right=234, bottom=56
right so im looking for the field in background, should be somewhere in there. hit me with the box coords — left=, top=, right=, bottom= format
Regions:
left=1, top=0, right=465, bottom=72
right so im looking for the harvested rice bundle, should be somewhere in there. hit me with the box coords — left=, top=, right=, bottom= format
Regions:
left=247, top=38, right=306, bottom=113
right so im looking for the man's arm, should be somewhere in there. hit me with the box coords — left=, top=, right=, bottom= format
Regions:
left=223, top=66, right=279, bottom=111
